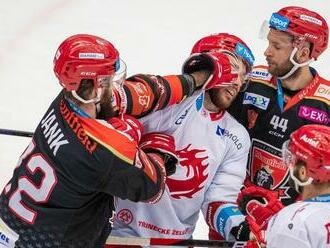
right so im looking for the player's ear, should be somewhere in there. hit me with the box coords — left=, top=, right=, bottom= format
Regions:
left=296, top=43, right=311, bottom=63
left=297, top=164, right=309, bottom=182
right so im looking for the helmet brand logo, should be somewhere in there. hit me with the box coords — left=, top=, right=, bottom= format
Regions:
left=300, top=14, right=322, bottom=26
left=80, top=71, right=96, bottom=76
left=79, top=53, right=105, bottom=59
left=300, top=134, right=319, bottom=147
left=304, top=33, right=318, bottom=40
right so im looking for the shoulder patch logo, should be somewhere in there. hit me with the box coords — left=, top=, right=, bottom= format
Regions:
left=314, top=84, right=330, bottom=99
left=243, top=92, right=270, bottom=110
left=298, top=105, right=329, bottom=125
left=250, top=69, right=272, bottom=81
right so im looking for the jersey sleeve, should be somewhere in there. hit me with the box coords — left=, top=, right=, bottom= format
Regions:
left=79, top=117, right=165, bottom=203
left=202, top=129, right=251, bottom=240
left=112, top=74, right=196, bottom=118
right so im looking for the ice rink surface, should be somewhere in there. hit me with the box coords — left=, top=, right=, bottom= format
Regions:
left=1, top=0, right=330, bottom=240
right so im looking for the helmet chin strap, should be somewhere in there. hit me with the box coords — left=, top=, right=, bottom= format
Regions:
left=277, top=47, right=314, bottom=80
left=289, top=167, right=313, bottom=193
left=71, top=88, right=102, bottom=104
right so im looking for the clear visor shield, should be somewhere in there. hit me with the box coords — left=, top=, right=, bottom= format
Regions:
left=282, top=140, right=296, bottom=169
left=96, top=59, right=127, bottom=89
left=112, top=58, right=127, bottom=89
left=282, top=140, right=314, bottom=192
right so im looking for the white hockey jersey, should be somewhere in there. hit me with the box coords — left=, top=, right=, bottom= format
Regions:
left=112, top=92, right=251, bottom=240
left=267, top=194, right=330, bottom=248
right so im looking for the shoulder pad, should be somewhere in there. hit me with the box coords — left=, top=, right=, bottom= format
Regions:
left=248, top=65, right=276, bottom=88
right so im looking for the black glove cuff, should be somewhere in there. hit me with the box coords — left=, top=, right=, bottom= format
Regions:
left=230, top=220, right=251, bottom=241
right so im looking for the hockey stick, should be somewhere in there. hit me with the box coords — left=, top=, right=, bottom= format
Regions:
left=106, top=236, right=246, bottom=247
left=0, top=128, right=33, bottom=138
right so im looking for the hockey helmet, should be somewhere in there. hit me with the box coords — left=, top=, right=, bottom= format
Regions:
left=267, top=6, right=328, bottom=60
left=282, top=124, right=330, bottom=185
left=191, top=33, right=255, bottom=71
left=53, top=34, right=125, bottom=103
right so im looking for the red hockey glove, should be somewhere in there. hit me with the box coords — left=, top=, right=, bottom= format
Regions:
left=237, top=186, right=283, bottom=229
left=107, top=114, right=144, bottom=143
left=139, top=132, right=178, bottom=176
left=244, top=216, right=267, bottom=248
left=182, top=52, right=238, bottom=90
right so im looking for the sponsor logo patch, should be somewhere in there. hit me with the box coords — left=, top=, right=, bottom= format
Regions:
left=216, top=125, right=242, bottom=150
left=270, top=13, right=290, bottom=31
left=116, top=209, right=133, bottom=225
left=300, top=14, right=322, bottom=26
left=175, top=107, right=191, bottom=125
left=243, top=92, right=270, bottom=110
left=300, top=134, right=319, bottom=147
left=250, top=70, right=272, bottom=81
left=298, top=105, right=329, bottom=124
left=314, top=84, right=330, bottom=99
left=79, top=52, right=104, bottom=59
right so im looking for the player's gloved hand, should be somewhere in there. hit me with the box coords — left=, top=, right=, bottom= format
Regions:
left=107, top=114, right=144, bottom=143
left=237, top=185, right=283, bottom=229
left=244, top=216, right=267, bottom=248
left=182, top=52, right=238, bottom=90
left=230, top=220, right=251, bottom=241
left=139, top=132, right=178, bottom=176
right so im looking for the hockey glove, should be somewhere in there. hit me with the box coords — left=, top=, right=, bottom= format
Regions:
left=237, top=185, right=283, bottom=230
left=230, top=220, right=251, bottom=241
left=182, top=52, right=238, bottom=90
left=139, top=132, right=178, bottom=176
left=107, top=114, right=144, bottom=144
left=245, top=216, right=267, bottom=248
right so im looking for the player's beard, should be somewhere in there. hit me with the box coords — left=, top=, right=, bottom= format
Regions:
left=208, top=86, right=238, bottom=110
left=268, top=55, right=301, bottom=80
left=268, top=58, right=293, bottom=77
left=97, top=86, right=115, bottom=120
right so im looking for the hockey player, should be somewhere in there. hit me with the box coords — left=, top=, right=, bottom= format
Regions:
left=214, top=6, right=330, bottom=242
left=241, top=124, right=330, bottom=248
left=0, top=34, right=225, bottom=248
left=111, top=33, right=255, bottom=242
left=265, top=124, right=330, bottom=248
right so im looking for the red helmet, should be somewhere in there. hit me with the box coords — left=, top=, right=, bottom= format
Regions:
left=283, top=124, right=330, bottom=183
left=269, top=6, right=329, bottom=59
left=191, top=33, right=255, bottom=69
left=53, top=34, right=119, bottom=91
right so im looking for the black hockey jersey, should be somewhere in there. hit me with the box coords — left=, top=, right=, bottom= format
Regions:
left=0, top=73, right=197, bottom=247
left=228, top=65, right=330, bottom=206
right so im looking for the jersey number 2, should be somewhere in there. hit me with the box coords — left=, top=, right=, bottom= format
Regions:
left=7, top=141, right=57, bottom=224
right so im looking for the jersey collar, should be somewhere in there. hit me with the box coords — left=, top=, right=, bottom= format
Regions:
left=304, top=193, right=330, bottom=203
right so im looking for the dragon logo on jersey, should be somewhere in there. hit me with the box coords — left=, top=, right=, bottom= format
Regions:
left=167, top=144, right=208, bottom=199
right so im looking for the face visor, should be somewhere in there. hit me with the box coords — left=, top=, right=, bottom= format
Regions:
left=282, top=140, right=313, bottom=193
left=72, top=58, right=127, bottom=104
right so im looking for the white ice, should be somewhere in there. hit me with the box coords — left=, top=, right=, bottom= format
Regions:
left=1, top=0, right=330, bottom=240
